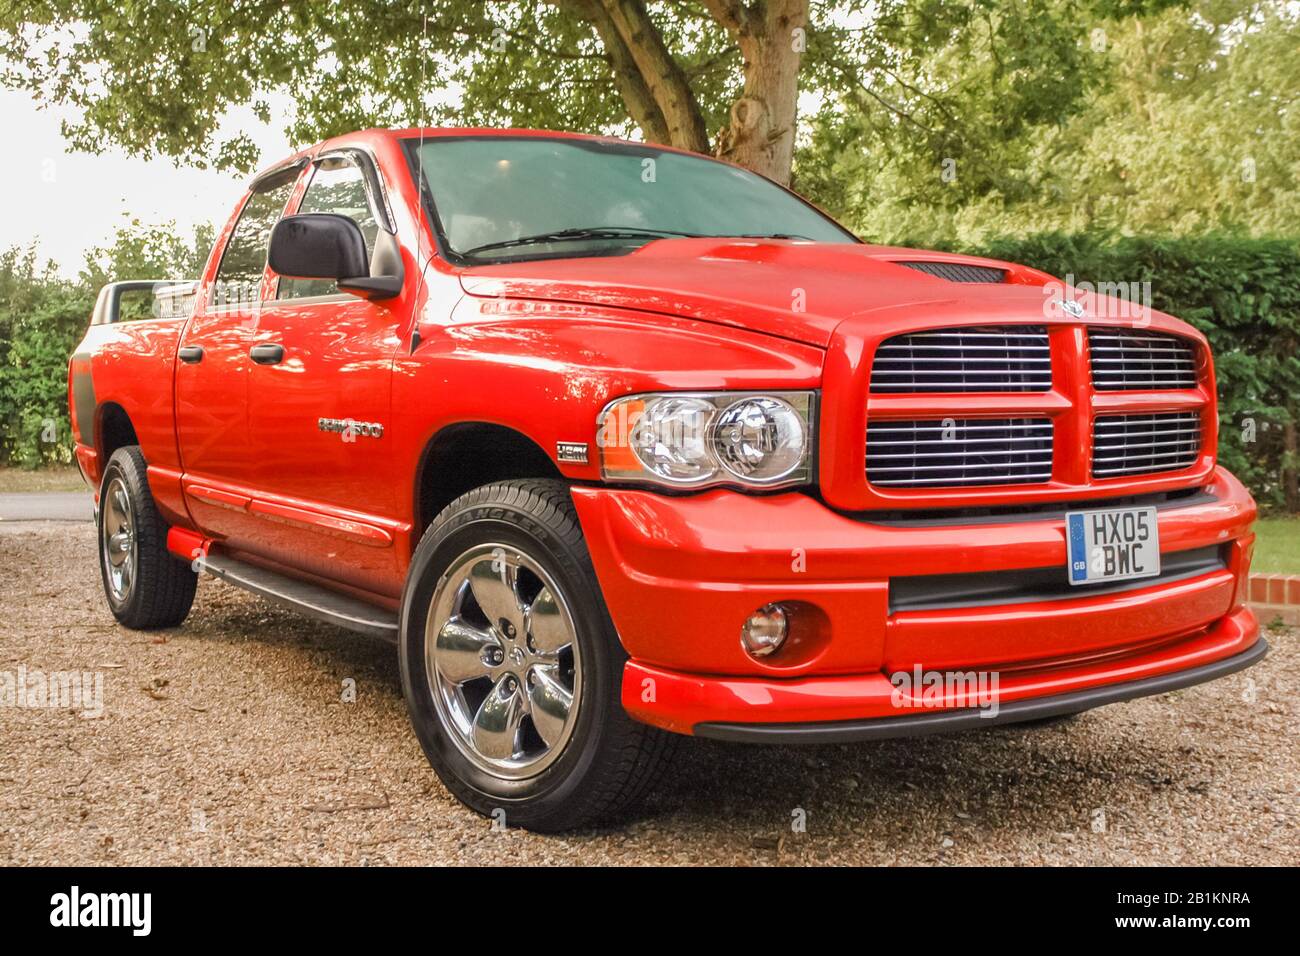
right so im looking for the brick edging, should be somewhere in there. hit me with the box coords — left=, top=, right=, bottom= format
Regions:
left=1248, top=573, right=1300, bottom=606
left=1249, top=573, right=1300, bottom=626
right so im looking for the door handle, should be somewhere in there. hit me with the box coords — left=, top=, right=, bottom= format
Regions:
left=249, top=343, right=285, bottom=365
left=178, top=345, right=204, bottom=364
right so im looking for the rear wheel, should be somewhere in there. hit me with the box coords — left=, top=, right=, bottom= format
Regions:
left=399, top=479, right=676, bottom=832
left=97, top=446, right=197, bottom=629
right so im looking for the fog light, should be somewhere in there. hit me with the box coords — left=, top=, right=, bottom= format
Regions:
left=741, top=604, right=788, bottom=658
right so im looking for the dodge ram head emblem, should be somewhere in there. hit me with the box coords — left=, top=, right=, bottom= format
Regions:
left=1058, top=299, right=1086, bottom=318
left=318, top=417, right=384, bottom=439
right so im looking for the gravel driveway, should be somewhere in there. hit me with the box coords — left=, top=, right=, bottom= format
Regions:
left=2, top=521, right=1295, bottom=866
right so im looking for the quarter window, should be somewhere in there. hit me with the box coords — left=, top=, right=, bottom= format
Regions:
left=278, top=157, right=380, bottom=299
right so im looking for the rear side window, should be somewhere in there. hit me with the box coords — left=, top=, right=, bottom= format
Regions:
left=278, top=158, right=380, bottom=299
left=212, top=174, right=296, bottom=308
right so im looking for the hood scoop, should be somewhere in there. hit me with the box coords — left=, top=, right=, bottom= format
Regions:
left=896, top=261, right=1007, bottom=283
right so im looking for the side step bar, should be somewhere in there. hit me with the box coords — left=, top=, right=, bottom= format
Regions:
left=200, top=553, right=399, bottom=642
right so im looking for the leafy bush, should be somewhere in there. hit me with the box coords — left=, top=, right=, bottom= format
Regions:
left=0, top=222, right=210, bottom=467
left=955, top=234, right=1300, bottom=512
left=0, top=247, right=93, bottom=466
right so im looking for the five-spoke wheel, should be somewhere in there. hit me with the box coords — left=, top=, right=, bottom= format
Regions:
left=100, top=475, right=137, bottom=604
left=95, top=446, right=197, bottom=628
left=399, top=479, right=675, bottom=831
left=426, top=544, right=582, bottom=778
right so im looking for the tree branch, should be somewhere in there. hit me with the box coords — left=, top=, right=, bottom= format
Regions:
left=572, top=0, right=673, bottom=144
left=595, top=0, right=709, bottom=151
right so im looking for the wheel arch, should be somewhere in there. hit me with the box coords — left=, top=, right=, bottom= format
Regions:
left=413, top=422, right=564, bottom=545
left=96, top=402, right=140, bottom=465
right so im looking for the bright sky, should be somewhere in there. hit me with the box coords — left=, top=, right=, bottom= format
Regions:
left=0, top=87, right=293, bottom=276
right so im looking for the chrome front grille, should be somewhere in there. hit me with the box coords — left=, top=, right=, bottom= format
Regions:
left=870, top=326, right=1051, bottom=394
left=1088, top=328, right=1198, bottom=390
left=866, top=418, right=1054, bottom=488
left=896, top=261, right=1007, bottom=283
left=1092, top=412, right=1201, bottom=477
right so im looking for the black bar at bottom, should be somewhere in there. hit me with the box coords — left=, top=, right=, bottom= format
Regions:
left=694, top=637, right=1269, bottom=745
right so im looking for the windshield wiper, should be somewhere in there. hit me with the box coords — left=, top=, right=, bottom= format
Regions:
left=715, top=232, right=816, bottom=241
left=462, top=226, right=702, bottom=258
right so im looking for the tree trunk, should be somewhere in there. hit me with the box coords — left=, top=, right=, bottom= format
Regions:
left=709, top=0, right=807, bottom=184
left=579, top=0, right=673, bottom=145
left=597, top=0, right=710, bottom=152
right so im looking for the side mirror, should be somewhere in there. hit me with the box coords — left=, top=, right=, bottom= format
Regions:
left=269, top=213, right=403, bottom=301
left=269, top=213, right=369, bottom=281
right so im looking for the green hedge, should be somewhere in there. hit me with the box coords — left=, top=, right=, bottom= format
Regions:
left=955, top=234, right=1300, bottom=512
left=0, top=249, right=95, bottom=467
left=4, top=233, right=1299, bottom=511
left=1, top=223, right=209, bottom=468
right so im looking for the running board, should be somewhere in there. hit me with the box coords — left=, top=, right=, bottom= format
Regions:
left=200, top=553, right=399, bottom=642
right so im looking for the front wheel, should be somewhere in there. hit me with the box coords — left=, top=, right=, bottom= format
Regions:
left=399, top=479, right=676, bottom=832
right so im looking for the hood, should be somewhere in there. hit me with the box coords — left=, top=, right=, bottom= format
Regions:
left=457, top=238, right=1088, bottom=348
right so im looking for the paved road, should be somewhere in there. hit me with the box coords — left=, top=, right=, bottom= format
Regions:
left=0, top=492, right=93, bottom=522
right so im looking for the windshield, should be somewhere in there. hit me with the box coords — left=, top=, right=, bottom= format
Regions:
left=404, top=135, right=857, bottom=262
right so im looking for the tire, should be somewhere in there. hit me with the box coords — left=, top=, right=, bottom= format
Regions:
left=97, top=445, right=197, bottom=629
left=399, top=479, right=677, bottom=832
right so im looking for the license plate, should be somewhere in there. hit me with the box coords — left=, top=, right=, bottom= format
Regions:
left=1065, top=506, right=1160, bottom=585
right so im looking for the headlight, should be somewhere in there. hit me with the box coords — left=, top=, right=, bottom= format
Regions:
left=598, top=391, right=816, bottom=490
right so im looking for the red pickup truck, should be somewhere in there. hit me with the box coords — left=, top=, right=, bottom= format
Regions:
left=68, top=127, right=1265, bottom=831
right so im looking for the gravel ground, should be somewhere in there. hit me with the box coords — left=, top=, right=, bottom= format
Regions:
left=2, top=521, right=1295, bottom=866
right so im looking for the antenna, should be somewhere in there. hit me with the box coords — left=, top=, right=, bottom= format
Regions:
left=417, top=11, right=428, bottom=215
left=409, top=11, right=431, bottom=355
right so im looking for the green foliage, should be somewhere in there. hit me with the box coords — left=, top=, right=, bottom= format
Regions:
left=0, top=220, right=209, bottom=467
left=954, top=233, right=1300, bottom=510
left=797, top=0, right=1300, bottom=242
left=0, top=0, right=742, bottom=170
left=0, top=246, right=92, bottom=466
left=0, top=0, right=1110, bottom=176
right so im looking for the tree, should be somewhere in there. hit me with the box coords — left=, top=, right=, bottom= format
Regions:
left=0, top=0, right=1093, bottom=186
left=6, top=0, right=1285, bottom=220
left=79, top=218, right=214, bottom=294
left=2, top=0, right=821, bottom=182
left=798, top=0, right=1300, bottom=242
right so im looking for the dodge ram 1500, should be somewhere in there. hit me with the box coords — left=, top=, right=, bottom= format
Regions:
left=68, top=128, right=1265, bottom=831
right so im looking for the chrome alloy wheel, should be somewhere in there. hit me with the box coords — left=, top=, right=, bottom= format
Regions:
left=424, top=543, right=583, bottom=779
left=101, top=476, right=137, bottom=603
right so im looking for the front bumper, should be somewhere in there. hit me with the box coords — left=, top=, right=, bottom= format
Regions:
left=571, top=466, right=1262, bottom=737
left=696, top=634, right=1267, bottom=743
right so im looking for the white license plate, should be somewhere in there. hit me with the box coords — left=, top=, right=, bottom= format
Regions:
left=1065, top=506, right=1160, bottom=585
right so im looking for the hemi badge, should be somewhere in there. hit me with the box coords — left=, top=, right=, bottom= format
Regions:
left=556, top=442, right=588, bottom=464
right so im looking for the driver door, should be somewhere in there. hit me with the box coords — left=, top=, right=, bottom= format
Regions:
left=244, top=151, right=409, bottom=598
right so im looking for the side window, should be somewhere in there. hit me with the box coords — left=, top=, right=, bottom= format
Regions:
left=278, top=158, right=380, bottom=299
left=212, top=174, right=296, bottom=309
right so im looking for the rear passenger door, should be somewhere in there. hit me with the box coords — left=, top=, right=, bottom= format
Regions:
left=244, top=150, right=408, bottom=598
left=176, top=167, right=299, bottom=542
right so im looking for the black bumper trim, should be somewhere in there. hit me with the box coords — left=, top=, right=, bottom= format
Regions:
left=693, top=637, right=1268, bottom=745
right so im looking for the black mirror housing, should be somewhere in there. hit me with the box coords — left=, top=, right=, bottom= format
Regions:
left=269, top=214, right=368, bottom=281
